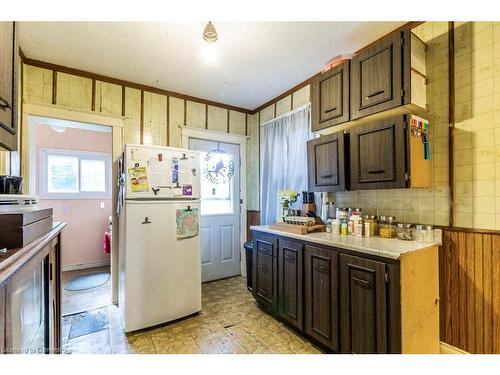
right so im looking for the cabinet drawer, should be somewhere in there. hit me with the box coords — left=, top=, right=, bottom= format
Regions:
left=254, top=233, right=277, bottom=257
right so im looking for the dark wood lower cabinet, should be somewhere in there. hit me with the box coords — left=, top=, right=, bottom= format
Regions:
left=0, top=224, right=64, bottom=355
left=339, top=254, right=387, bottom=353
left=278, top=239, right=303, bottom=330
left=0, top=285, right=5, bottom=353
left=251, top=230, right=440, bottom=354
left=253, top=233, right=278, bottom=314
left=304, top=245, right=338, bottom=351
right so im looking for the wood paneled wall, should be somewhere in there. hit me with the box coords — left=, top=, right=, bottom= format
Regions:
left=439, top=228, right=500, bottom=353
left=246, top=210, right=260, bottom=241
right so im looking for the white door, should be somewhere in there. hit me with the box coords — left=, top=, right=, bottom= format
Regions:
left=188, top=138, right=241, bottom=282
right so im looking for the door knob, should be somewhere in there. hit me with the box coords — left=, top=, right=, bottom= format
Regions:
left=142, top=217, right=152, bottom=224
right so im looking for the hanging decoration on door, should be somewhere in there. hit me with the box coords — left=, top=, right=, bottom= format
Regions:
left=203, top=149, right=234, bottom=184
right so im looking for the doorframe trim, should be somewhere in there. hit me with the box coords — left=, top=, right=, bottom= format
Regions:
left=181, top=126, right=249, bottom=276
left=21, top=101, right=124, bottom=304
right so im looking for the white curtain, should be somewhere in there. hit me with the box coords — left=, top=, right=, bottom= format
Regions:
left=260, top=104, right=312, bottom=224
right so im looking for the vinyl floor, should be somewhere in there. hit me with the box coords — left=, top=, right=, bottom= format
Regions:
left=61, top=268, right=322, bottom=354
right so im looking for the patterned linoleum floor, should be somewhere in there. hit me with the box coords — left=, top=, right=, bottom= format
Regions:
left=61, top=268, right=322, bottom=354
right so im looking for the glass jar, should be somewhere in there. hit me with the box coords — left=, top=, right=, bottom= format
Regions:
left=363, top=215, right=378, bottom=237
left=396, top=223, right=414, bottom=240
left=331, top=219, right=341, bottom=235
left=336, top=207, right=349, bottom=221
left=379, top=216, right=397, bottom=238
left=413, top=224, right=435, bottom=243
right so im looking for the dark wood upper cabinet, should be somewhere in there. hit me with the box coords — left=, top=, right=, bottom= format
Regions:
left=252, top=232, right=278, bottom=314
left=349, top=115, right=407, bottom=190
left=304, top=244, right=339, bottom=352
left=351, top=31, right=403, bottom=120
left=350, top=30, right=426, bottom=122
left=0, top=21, right=17, bottom=151
left=278, top=238, right=303, bottom=330
left=311, top=62, right=350, bottom=131
left=339, top=254, right=387, bottom=354
left=307, top=131, right=348, bottom=192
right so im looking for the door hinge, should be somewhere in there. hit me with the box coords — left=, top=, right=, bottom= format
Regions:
left=385, top=271, right=390, bottom=284
left=401, top=88, right=406, bottom=100
left=401, top=36, right=406, bottom=47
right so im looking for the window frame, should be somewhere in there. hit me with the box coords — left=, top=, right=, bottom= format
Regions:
left=39, top=148, right=112, bottom=200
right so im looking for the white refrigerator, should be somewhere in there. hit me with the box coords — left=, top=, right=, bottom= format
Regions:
left=118, top=144, right=201, bottom=332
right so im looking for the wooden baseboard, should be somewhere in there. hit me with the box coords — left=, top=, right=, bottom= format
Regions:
left=440, top=342, right=469, bottom=354
left=62, top=259, right=110, bottom=272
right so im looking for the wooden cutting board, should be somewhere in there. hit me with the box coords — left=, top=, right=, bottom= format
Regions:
left=269, top=222, right=326, bottom=235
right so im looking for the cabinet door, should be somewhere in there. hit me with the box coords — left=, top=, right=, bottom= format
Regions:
left=311, top=62, right=349, bottom=131
left=339, top=254, right=387, bottom=354
left=0, top=285, right=5, bottom=354
left=278, top=239, right=303, bottom=330
left=307, top=131, right=347, bottom=192
left=48, top=236, right=61, bottom=353
left=252, top=233, right=278, bottom=314
left=304, top=245, right=338, bottom=351
left=349, top=115, right=407, bottom=190
left=0, top=21, right=17, bottom=151
left=351, top=31, right=404, bottom=120
left=5, top=246, right=49, bottom=354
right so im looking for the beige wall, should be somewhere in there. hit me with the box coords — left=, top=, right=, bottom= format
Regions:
left=453, top=22, right=500, bottom=230
left=248, top=22, right=452, bottom=227
left=21, top=62, right=258, bottom=215
left=35, top=124, right=112, bottom=268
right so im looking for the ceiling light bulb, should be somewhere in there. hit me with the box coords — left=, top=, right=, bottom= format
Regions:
left=203, top=21, right=218, bottom=43
left=201, top=43, right=217, bottom=64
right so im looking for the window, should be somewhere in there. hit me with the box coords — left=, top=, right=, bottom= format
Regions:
left=40, top=149, right=111, bottom=199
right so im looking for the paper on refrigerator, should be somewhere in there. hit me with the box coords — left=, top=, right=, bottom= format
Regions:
left=148, top=157, right=169, bottom=187
left=178, top=158, right=193, bottom=185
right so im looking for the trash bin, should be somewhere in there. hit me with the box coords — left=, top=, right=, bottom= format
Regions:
left=244, top=240, right=253, bottom=291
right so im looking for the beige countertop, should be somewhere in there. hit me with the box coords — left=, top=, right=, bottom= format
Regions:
left=250, top=225, right=439, bottom=260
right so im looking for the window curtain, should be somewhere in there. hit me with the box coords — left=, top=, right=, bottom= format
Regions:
left=260, top=104, right=313, bottom=224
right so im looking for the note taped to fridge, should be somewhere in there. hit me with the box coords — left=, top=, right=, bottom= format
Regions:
left=176, top=208, right=199, bottom=239
left=129, top=167, right=149, bottom=192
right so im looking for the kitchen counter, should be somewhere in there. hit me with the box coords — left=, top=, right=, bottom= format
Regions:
left=0, top=221, right=66, bottom=286
left=250, top=224, right=438, bottom=260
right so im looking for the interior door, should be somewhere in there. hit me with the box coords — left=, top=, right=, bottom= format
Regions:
left=189, top=138, right=241, bottom=282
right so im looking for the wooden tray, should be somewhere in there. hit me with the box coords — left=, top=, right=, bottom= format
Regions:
left=269, top=222, right=326, bottom=235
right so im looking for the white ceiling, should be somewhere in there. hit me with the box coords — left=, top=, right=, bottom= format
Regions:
left=18, top=22, right=405, bottom=110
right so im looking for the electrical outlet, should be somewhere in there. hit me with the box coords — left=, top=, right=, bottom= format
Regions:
left=100, top=202, right=105, bottom=209
left=434, top=229, right=442, bottom=245
left=62, top=204, right=70, bottom=214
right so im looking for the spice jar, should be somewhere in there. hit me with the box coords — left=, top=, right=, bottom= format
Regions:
left=413, top=224, right=435, bottom=243
left=396, top=223, right=414, bottom=240
left=363, top=215, right=378, bottom=237
left=379, top=216, right=397, bottom=238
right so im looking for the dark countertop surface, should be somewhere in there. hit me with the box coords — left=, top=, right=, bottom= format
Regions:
left=0, top=221, right=66, bottom=286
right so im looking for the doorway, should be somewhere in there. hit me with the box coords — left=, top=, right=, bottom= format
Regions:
left=189, top=138, right=241, bottom=282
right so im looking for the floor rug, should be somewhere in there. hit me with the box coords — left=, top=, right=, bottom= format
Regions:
left=64, top=272, right=110, bottom=291
left=67, top=309, right=109, bottom=339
